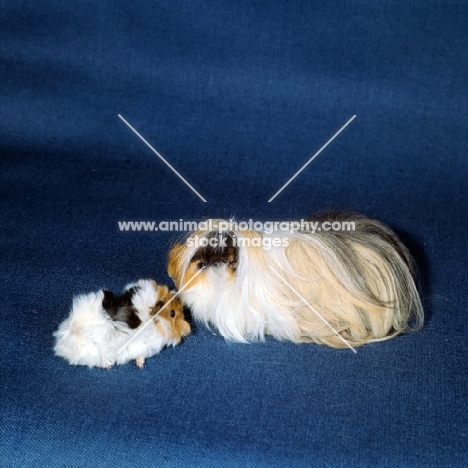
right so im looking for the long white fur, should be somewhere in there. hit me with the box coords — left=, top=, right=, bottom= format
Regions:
left=169, top=214, right=424, bottom=348
left=54, top=280, right=179, bottom=368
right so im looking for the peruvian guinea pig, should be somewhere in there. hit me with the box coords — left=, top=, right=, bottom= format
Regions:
left=54, top=279, right=190, bottom=368
left=167, top=213, right=423, bottom=349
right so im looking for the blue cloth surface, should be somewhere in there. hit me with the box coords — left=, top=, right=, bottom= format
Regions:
left=1, top=1, right=467, bottom=466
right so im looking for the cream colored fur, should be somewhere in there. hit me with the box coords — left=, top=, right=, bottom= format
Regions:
left=168, top=213, right=423, bottom=348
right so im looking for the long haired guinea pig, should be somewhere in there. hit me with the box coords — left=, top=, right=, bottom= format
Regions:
left=168, top=213, right=423, bottom=348
left=54, top=279, right=190, bottom=368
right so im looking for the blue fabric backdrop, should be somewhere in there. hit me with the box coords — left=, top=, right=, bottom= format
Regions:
left=1, top=1, right=467, bottom=466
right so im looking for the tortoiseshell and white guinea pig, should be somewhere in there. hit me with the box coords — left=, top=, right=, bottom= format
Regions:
left=54, top=279, right=190, bottom=368
left=168, top=213, right=423, bottom=349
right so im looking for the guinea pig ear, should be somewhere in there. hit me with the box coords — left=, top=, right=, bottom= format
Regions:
left=177, top=317, right=191, bottom=338
left=172, top=306, right=191, bottom=340
left=167, top=243, right=186, bottom=286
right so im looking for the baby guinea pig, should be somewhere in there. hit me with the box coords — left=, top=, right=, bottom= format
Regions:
left=54, top=279, right=190, bottom=369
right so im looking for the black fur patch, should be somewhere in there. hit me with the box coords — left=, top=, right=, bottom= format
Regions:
left=191, top=231, right=238, bottom=271
left=150, top=300, right=165, bottom=317
left=102, top=288, right=142, bottom=329
left=183, top=305, right=194, bottom=325
left=307, top=211, right=412, bottom=269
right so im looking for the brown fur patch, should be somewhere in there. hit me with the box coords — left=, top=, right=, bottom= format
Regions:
left=152, top=287, right=190, bottom=342
left=190, top=231, right=238, bottom=271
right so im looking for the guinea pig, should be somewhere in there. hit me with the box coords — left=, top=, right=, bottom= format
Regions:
left=53, top=279, right=190, bottom=368
left=167, top=213, right=423, bottom=349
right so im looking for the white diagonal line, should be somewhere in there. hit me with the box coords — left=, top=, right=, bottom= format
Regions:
left=268, top=266, right=357, bottom=353
left=118, top=114, right=207, bottom=202
left=117, top=266, right=206, bottom=355
left=268, top=115, right=356, bottom=202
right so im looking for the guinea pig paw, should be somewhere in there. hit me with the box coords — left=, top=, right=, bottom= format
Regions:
left=136, top=356, right=145, bottom=369
left=101, top=359, right=113, bottom=370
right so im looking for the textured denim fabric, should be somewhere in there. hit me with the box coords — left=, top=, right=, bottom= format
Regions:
left=1, top=1, right=467, bottom=466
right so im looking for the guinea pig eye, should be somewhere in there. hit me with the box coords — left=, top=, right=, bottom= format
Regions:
left=170, top=310, right=176, bottom=318
left=197, top=262, right=207, bottom=270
